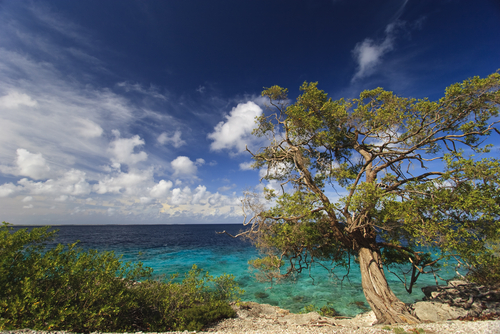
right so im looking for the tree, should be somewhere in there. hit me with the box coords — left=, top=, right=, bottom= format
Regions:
left=237, top=72, right=500, bottom=324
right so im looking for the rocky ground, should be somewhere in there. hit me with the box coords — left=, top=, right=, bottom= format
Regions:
left=201, top=300, right=500, bottom=334
left=2, top=281, right=500, bottom=334
left=204, top=280, right=500, bottom=333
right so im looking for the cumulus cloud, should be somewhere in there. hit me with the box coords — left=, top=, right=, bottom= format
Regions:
left=239, top=161, right=254, bottom=170
left=351, top=21, right=404, bottom=82
left=140, top=197, right=152, bottom=204
left=16, top=148, right=51, bottom=180
left=171, top=186, right=192, bottom=206
left=208, top=192, right=223, bottom=206
left=55, top=195, right=68, bottom=202
left=157, top=130, right=186, bottom=148
left=171, top=156, right=199, bottom=177
left=192, top=185, right=207, bottom=204
left=149, top=180, right=173, bottom=198
left=93, top=170, right=151, bottom=195
left=208, top=101, right=262, bottom=153
left=22, top=196, right=33, bottom=202
left=0, top=149, right=52, bottom=180
left=109, top=130, right=148, bottom=166
left=17, top=169, right=92, bottom=196
left=0, top=3, right=245, bottom=223
left=0, top=183, right=19, bottom=197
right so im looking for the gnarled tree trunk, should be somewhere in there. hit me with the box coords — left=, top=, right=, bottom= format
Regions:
left=358, top=246, right=420, bottom=324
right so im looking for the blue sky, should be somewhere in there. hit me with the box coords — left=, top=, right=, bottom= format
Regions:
left=0, top=0, right=499, bottom=225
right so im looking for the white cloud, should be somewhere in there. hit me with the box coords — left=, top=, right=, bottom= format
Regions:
left=117, top=82, right=167, bottom=100
left=351, top=21, right=403, bottom=82
left=208, top=101, right=262, bottom=153
left=150, top=180, right=173, bottom=198
left=0, top=91, right=37, bottom=108
left=208, top=192, right=223, bottom=206
left=171, top=186, right=192, bottom=205
left=218, top=185, right=235, bottom=192
left=157, top=130, right=186, bottom=148
left=109, top=131, right=148, bottom=166
left=55, top=195, right=68, bottom=202
left=17, top=169, right=92, bottom=196
left=0, top=47, right=136, bottom=173
left=192, top=185, right=207, bottom=204
left=0, top=3, right=246, bottom=224
left=171, top=156, right=198, bottom=177
left=140, top=197, right=152, bottom=204
left=259, top=162, right=292, bottom=179
left=16, top=148, right=51, bottom=180
left=239, top=161, right=254, bottom=170
left=22, top=196, right=33, bottom=202
left=76, top=119, right=103, bottom=138
left=0, top=183, right=19, bottom=197
left=93, top=170, right=151, bottom=195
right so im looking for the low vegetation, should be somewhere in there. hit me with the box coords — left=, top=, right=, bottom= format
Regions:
left=0, top=222, right=243, bottom=333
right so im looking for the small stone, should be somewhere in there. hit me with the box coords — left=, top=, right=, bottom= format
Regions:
left=431, top=291, right=441, bottom=298
left=448, top=280, right=469, bottom=287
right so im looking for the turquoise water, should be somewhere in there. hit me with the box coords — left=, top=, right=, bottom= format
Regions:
left=126, top=244, right=455, bottom=316
left=14, top=224, right=459, bottom=317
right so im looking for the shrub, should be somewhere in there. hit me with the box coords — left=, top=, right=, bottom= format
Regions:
left=127, top=265, right=241, bottom=331
left=465, top=255, right=500, bottom=286
left=0, top=222, right=242, bottom=332
left=464, top=237, right=500, bottom=286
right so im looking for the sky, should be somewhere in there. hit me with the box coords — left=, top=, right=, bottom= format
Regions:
left=0, top=0, right=499, bottom=225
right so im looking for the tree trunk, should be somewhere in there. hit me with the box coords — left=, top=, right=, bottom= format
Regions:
left=358, top=246, right=420, bottom=324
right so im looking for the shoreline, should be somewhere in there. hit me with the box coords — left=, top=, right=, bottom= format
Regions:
left=3, top=319, right=500, bottom=334
left=2, top=301, right=500, bottom=334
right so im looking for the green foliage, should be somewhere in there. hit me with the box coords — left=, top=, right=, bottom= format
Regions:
left=299, top=303, right=338, bottom=317
left=465, top=248, right=500, bottom=285
left=246, top=71, right=500, bottom=302
left=175, top=302, right=236, bottom=331
left=299, top=304, right=318, bottom=314
left=319, top=303, right=339, bottom=317
left=129, top=269, right=240, bottom=332
left=0, top=222, right=242, bottom=332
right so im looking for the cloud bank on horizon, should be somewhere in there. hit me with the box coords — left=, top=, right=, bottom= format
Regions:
left=0, top=0, right=498, bottom=224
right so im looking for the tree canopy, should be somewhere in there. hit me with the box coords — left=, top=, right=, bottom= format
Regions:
left=238, top=72, right=500, bottom=324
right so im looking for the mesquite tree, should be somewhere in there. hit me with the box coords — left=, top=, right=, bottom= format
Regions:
left=237, top=72, right=500, bottom=324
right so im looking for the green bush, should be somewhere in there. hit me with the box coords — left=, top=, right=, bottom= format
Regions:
left=463, top=236, right=500, bottom=286
left=465, top=255, right=500, bottom=286
left=299, top=303, right=338, bottom=317
left=175, top=302, right=236, bottom=331
left=0, top=222, right=242, bottom=332
left=127, top=266, right=241, bottom=331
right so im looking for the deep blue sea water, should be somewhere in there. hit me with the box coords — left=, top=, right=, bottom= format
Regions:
left=12, top=224, right=458, bottom=316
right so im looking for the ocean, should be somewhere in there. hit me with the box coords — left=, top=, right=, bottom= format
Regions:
left=11, top=224, right=458, bottom=317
